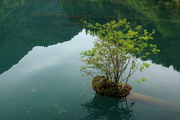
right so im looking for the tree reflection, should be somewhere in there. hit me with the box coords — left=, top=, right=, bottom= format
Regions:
left=81, top=94, right=135, bottom=120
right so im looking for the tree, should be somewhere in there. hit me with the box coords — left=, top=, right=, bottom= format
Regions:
left=80, top=19, right=160, bottom=85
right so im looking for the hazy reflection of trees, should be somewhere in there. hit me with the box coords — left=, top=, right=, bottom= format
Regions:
left=59, top=0, right=180, bottom=72
left=81, top=94, right=135, bottom=120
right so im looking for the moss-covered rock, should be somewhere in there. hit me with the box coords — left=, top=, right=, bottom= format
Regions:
left=92, top=76, right=132, bottom=97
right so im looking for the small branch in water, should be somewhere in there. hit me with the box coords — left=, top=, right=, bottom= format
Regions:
left=80, top=87, right=89, bottom=95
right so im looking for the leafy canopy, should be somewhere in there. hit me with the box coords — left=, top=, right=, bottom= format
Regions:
left=80, top=19, right=160, bottom=84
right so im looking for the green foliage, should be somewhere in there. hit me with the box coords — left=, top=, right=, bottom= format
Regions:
left=80, top=19, right=159, bottom=84
left=136, top=78, right=146, bottom=83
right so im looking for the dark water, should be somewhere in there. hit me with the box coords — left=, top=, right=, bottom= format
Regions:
left=0, top=0, right=180, bottom=120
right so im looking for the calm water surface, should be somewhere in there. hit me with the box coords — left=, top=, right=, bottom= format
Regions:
left=0, top=0, right=180, bottom=120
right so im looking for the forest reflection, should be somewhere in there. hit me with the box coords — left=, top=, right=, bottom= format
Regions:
left=0, top=0, right=180, bottom=75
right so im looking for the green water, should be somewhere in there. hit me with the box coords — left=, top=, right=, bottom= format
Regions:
left=0, top=0, right=180, bottom=120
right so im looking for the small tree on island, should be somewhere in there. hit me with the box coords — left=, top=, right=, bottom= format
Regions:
left=80, top=19, right=160, bottom=97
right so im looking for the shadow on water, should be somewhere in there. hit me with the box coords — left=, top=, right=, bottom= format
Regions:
left=82, top=92, right=180, bottom=120
left=81, top=94, right=135, bottom=120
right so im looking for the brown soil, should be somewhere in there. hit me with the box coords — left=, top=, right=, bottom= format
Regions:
left=92, top=76, right=132, bottom=97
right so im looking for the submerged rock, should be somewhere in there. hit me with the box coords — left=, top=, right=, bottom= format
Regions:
left=92, top=76, right=132, bottom=97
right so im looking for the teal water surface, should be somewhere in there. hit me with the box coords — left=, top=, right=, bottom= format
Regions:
left=1, top=0, right=180, bottom=120
left=0, top=31, right=95, bottom=120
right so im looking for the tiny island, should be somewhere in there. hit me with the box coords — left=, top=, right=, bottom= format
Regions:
left=80, top=19, right=160, bottom=97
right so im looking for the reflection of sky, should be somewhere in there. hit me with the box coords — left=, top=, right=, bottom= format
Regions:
left=130, top=61, right=180, bottom=103
left=0, top=30, right=95, bottom=84
left=0, top=29, right=180, bottom=120
left=0, top=29, right=180, bottom=103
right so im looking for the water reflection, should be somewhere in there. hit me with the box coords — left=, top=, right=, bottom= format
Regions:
left=1, top=1, right=180, bottom=119
left=1, top=0, right=180, bottom=75
left=82, top=94, right=135, bottom=120
left=0, top=0, right=82, bottom=75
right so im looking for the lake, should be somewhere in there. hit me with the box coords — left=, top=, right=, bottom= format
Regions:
left=0, top=0, right=180, bottom=120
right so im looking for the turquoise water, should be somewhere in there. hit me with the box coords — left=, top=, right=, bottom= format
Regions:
left=0, top=30, right=180, bottom=120
left=1, top=0, right=180, bottom=120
